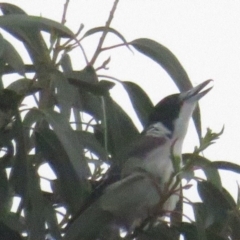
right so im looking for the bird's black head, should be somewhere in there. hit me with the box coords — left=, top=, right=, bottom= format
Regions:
left=148, top=80, right=213, bottom=134
left=148, top=94, right=182, bottom=133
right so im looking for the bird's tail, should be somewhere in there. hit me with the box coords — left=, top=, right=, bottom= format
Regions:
left=63, top=203, right=116, bottom=240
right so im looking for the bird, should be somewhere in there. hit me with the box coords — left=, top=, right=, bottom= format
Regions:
left=64, top=79, right=213, bottom=240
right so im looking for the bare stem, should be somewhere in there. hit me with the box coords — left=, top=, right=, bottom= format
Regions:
left=101, top=42, right=130, bottom=52
left=52, top=0, right=71, bottom=63
left=89, top=0, right=120, bottom=65
left=62, top=0, right=70, bottom=24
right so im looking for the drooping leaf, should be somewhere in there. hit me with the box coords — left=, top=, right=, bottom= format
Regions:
left=192, top=203, right=207, bottom=240
left=7, top=78, right=40, bottom=96
left=60, top=53, right=73, bottom=73
left=0, top=38, right=25, bottom=76
left=0, top=89, right=22, bottom=111
left=69, top=78, right=115, bottom=96
left=183, top=154, right=222, bottom=190
left=82, top=26, right=131, bottom=51
left=212, top=161, right=240, bottom=174
left=50, top=70, right=76, bottom=119
left=121, top=81, right=154, bottom=127
left=9, top=111, right=28, bottom=198
left=25, top=159, right=45, bottom=240
left=130, top=38, right=192, bottom=91
left=178, top=222, right=199, bottom=240
left=0, top=169, right=11, bottom=214
left=0, top=34, right=5, bottom=57
left=41, top=109, right=90, bottom=181
left=0, top=3, right=26, bottom=14
left=43, top=200, right=61, bottom=240
left=35, top=128, right=89, bottom=213
left=75, top=131, right=108, bottom=161
left=0, top=221, right=23, bottom=240
left=66, top=66, right=98, bottom=83
left=104, top=96, right=139, bottom=163
left=0, top=3, right=54, bottom=70
left=0, top=14, right=74, bottom=38
left=130, top=38, right=203, bottom=138
left=197, top=181, right=235, bottom=232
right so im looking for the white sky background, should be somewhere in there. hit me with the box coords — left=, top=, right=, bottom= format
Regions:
left=2, top=0, right=240, bottom=220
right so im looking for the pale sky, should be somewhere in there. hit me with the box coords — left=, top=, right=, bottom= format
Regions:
left=2, top=0, right=240, bottom=219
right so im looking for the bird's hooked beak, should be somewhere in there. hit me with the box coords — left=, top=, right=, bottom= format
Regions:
left=181, top=79, right=213, bottom=102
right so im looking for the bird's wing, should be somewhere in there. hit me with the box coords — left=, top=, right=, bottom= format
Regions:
left=122, top=135, right=171, bottom=178
left=64, top=171, right=163, bottom=240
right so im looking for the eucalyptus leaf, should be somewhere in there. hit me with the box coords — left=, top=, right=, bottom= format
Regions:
left=121, top=81, right=154, bottom=127
left=0, top=15, right=74, bottom=38
left=197, top=181, right=235, bottom=231
left=60, top=53, right=73, bottom=73
left=35, top=128, right=90, bottom=212
left=183, top=154, right=222, bottom=190
left=212, top=161, right=240, bottom=174
left=82, top=26, right=131, bottom=51
left=7, top=78, right=40, bottom=96
left=192, top=203, right=208, bottom=240
left=50, top=70, right=76, bottom=119
left=104, top=96, right=139, bottom=163
left=1, top=38, right=25, bottom=76
left=25, top=159, right=45, bottom=240
left=130, top=38, right=203, bottom=138
left=41, top=109, right=90, bottom=181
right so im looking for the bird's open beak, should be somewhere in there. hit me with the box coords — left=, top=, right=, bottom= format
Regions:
left=181, top=79, right=213, bottom=102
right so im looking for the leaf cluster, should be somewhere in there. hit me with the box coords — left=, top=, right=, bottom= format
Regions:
left=0, top=2, right=239, bottom=240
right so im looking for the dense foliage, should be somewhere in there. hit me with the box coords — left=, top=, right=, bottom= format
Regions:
left=0, top=1, right=239, bottom=240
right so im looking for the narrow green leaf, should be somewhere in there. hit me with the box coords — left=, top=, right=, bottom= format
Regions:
left=0, top=170, right=11, bottom=214
left=9, top=112, right=28, bottom=198
left=130, top=38, right=192, bottom=91
left=212, top=161, right=240, bottom=174
left=197, top=181, right=235, bottom=231
left=0, top=212, right=26, bottom=233
left=68, top=78, right=115, bottom=96
left=183, top=154, right=222, bottom=190
left=0, top=34, right=5, bottom=57
left=51, top=70, right=76, bottom=119
left=25, top=160, right=45, bottom=240
left=178, top=222, right=199, bottom=240
left=121, top=81, right=154, bottom=127
left=60, top=53, right=73, bottom=72
left=0, top=3, right=26, bottom=14
left=82, top=26, right=131, bottom=51
left=44, top=201, right=61, bottom=240
left=66, top=66, right=98, bottom=83
left=0, top=89, right=22, bottom=111
left=1, top=38, right=25, bottom=76
left=130, top=38, right=202, bottom=138
left=192, top=203, right=208, bottom=240
left=0, top=221, right=23, bottom=240
left=0, top=15, right=74, bottom=38
left=0, top=3, right=56, bottom=68
left=7, top=78, right=40, bottom=96
left=35, top=128, right=89, bottom=212
left=75, top=131, right=108, bottom=160
left=41, top=109, right=90, bottom=181
left=104, top=96, right=139, bottom=162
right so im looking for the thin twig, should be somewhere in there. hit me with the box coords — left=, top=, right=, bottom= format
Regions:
left=90, top=0, right=120, bottom=65
left=52, top=0, right=71, bottom=63
left=61, top=0, right=70, bottom=24
left=101, top=42, right=130, bottom=52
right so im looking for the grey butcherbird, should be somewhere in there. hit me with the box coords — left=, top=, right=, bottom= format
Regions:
left=64, top=79, right=213, bottom=240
